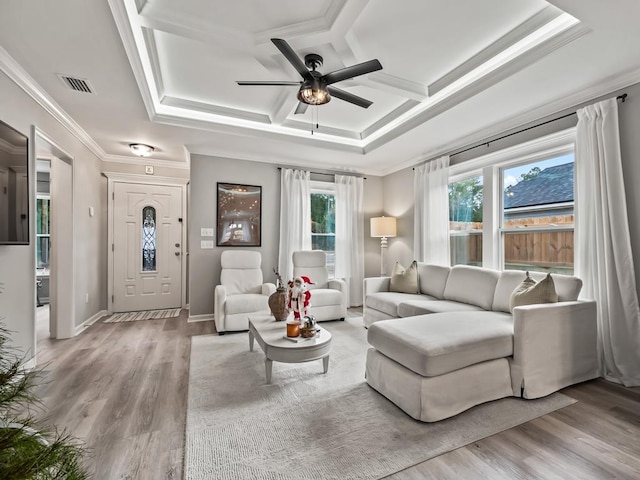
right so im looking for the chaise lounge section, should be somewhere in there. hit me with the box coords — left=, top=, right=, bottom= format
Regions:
left=364, top=264, right=599, bottom=422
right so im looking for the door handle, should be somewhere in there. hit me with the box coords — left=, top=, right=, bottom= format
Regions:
left=175, top=252, right=180, bottom=256
left=175, top=243, right=180, bottom=247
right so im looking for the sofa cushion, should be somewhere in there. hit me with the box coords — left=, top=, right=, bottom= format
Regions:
left=443, top=265, right=500, bottom=310
left=510, top=273, right=558, bottom=312
left=530, top=271, right=582, bottom=302
left=493, top=270, right=582, bottom=312
left=225, top=294, right=269, bottom=315
left=367, top=312, right=514, bottom=377
left=417, top=264, right=451, bottom=299
left=397, top=299, right=484, bottom=317
left=390, top=261, right=419, bottom=294
left=366, top=292, right=434, bottom=317
left=308, top=288, right=343, bottom=308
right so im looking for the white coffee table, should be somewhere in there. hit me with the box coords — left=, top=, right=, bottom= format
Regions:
left=248, top=314, right=332, bottom=384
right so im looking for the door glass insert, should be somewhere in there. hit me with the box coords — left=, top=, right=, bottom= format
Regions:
left=142, top=206, right=156, bottom=271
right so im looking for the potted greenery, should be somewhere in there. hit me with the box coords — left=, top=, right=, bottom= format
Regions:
left=0, top=282, right=89, bottom=479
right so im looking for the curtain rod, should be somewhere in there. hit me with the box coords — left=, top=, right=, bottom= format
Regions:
left=277, top=166, right=366, bottom=180
left=448, top=93, right=628, bottom=158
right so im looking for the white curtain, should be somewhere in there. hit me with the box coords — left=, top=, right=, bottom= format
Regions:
left=575, top=97, right=640, bottom=387
left=335, top=174, right=364, bottom=306
left=413, top=155, right=450, bottom=265
left=278, top=169, right=311, bottom=282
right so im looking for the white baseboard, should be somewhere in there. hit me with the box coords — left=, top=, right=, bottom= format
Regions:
left=188, top=313, right=214, bottom=323
left=22, top=356, right=37, bottom=371
left=75, top=309, right=108, bottom=336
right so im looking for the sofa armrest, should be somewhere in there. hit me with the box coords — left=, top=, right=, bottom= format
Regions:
left=364, top=276, right=391, bottom=296
left=511, top=300, right=598, bottom=399
left=262, top=283, right=276, bottom=296
left=214, top=285, right=227, bottom=333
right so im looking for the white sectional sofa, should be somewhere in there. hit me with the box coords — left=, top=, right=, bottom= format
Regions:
left=364, top=264, right=599, bottom=422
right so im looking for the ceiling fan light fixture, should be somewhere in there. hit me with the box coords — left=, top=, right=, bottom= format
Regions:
left=129, top=143, right=155, bottom=157
left=298, top=79, right=330, bottom=106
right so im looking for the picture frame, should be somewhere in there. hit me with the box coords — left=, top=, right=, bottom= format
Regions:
left=216, top=182, right=262, bottom=247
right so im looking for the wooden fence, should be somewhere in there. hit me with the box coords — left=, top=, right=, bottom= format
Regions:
left=450, top=215, right=574, bottom=273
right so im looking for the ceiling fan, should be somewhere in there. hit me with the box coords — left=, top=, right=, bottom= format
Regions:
left=237, top=38, right=383, bottom=115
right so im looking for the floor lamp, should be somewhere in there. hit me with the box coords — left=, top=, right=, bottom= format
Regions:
left=370, top=216, right=397, bottom=276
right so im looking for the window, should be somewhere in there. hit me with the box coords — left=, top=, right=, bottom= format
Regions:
left=502, top=153, right=574, bottom=274
left=310, top=184, right=335, bottom=277
left=36, top=196, right=50, bottom=270
left=449, top=175, right=483, bottom=266
left=447, top=128, right=575, bottom=274
left=142, top=206, right=157, bottom=271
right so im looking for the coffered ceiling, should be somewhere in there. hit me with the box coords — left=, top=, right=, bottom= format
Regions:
left=0, top=1, right=639, bottom=175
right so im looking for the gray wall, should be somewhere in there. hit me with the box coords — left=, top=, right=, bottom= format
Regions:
left=189, top=154, right=384, bottom=315
left=189, top=155, right=281, bottom=316
left=382, top=81, right=640, bottom=303
left=0, top=68, right=106, bottom=358
left=362, top=175, right=384, bottom=278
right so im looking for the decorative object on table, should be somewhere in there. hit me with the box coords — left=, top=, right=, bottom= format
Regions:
left=268, top=268, right=288, bottom=321
left=300, top=315, right=318, bottom=338
left=286, top=275, right=314, bottom=320
left=216, top=182, right=262, bottom=247
left=286, top=319, right=301, bottom=338
left=371, top=216, right=397, bottom=276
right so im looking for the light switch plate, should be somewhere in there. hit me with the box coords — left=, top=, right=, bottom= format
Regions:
left=201, top=227, right=214, bottom=237
left=145, top=165, right=154, bottom=175
left=201, top=240, right=214, bottom=249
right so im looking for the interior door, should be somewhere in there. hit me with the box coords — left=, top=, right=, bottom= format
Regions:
left=113, top=182, right=183, bottom=312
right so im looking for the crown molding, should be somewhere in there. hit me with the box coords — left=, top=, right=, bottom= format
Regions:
left=361, top=99, right=420, bottom=139
left=428, top=5, right=563, bottom=96
left=0, top=46, right=105, bottom=161
left=102, top=153, right=190, bottom=169
left=378, top=66, right=640, bottom=177
left=253, top=0, right=347, bottom=45
left=107, top=0, right=158, bottom=121
left=142, top=26, right=165, bottom=99
left=161, top=96, right=272, bottom=124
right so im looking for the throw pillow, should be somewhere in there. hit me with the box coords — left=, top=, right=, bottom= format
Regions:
left=509, top=272, right=558, bottom=312
left=390, top=261, right=419, bottom=294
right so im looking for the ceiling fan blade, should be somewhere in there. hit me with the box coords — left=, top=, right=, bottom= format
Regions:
left=294, top=102, right=309, bottom=115
left=323, top=59, right=382, bottom=85
left=271, top=38, right=310, bottom=79
left=236, top=81, right=301, bottom=86
left=327, top=86, right=373, bottom=109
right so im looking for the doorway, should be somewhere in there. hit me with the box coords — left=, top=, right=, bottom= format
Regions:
left=106, top=174, right=187, bottom=313
left=35, top=130, right=74, bottom=339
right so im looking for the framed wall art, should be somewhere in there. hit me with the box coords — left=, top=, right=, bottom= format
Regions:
left=216, top=183, right=262, bottom=246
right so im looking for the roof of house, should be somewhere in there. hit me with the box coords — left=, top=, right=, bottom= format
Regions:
left=504, top=162, right=574, bottom=209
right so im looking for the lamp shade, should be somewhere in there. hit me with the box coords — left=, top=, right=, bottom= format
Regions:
left=370, top=216, right=397, bottom=238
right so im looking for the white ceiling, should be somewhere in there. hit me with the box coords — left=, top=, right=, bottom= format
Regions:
left=0, top=0, right=639, bottom=175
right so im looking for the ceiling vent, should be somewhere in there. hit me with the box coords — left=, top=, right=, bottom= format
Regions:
left=58, top=74, right=95, bottom=94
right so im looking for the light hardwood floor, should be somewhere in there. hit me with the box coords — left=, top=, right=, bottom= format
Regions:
left=34, top=308, right=640, bottom=479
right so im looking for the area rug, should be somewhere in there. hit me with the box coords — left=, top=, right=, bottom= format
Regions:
left=185, top=318, right=575, bottom=480
left=103, top=308, right=182, bottom=323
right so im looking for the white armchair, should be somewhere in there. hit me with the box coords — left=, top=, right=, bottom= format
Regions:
left=214, top=251, right=275, bottom=334
left=292, top=250, right=347, bottom=322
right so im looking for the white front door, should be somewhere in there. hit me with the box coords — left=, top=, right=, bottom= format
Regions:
left=113, top=182, right=183, bottom=312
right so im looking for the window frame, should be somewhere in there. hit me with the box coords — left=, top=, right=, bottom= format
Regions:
left=448, top=127, right=576, bottom=271
left=310, top=180, right=336, bottom=277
